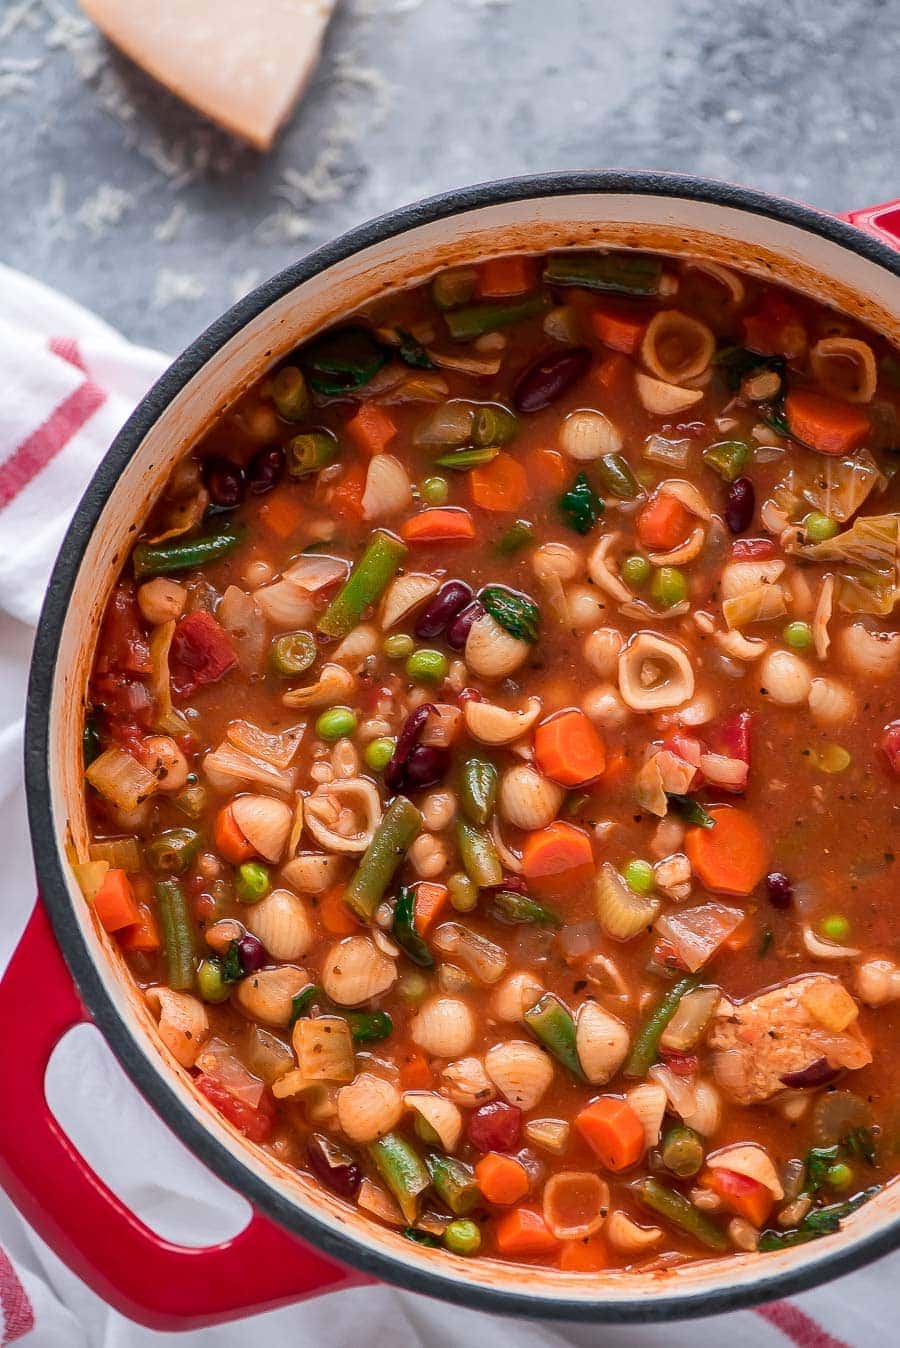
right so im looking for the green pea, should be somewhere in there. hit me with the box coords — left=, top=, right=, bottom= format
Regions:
left=364, top=736, right=396, bottom=771
left=623, top=859, right=655, bottom=894
left=197, top=959, right=231, bottom=1002
left=235, top=861, right=270, bottom=904
left=819, top=913, right=851, bottom=943
left=384, top=633, right=415, bottom=660
left=448, top=872, right=478, bottom=913
left=783, top=620, right=813, bottom=651
left=406, top=648, right=449, bottom=685
left=651, top=566, right=687, bottom=608
left=444, top=1218, right=482, bottom=1256
left=316, top=706, right=357, bottom=741
left=270, top=630, right=317, bottom=676
left=420, top=475, right=449, bottom=506
left=826, top=1161, right=854, bottom=1190
left=621, top=554, right=651, bottom=587
left=804, top=512, right=839, bottom=542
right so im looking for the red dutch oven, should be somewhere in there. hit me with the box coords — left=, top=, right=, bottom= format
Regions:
left=4, top=173, right=900, bottom=1331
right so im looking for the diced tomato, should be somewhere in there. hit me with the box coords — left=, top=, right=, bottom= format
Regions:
left=700, top=1167, right=773, bottom=1227
left=169, top=611, right=238, bottom=698
left=195, top=1074, right=275, bottom=1143
left=662, top=732, right=705, bottom=790
left=731, top=537, right=776, bottom=560
left=92, top=673, right=154, bottom=737
left=742, top=292, right=807, bottom=359
left=881, top=720, right=900, bottom=776
left=711, top=711, right=752, bottom=767
left=95, top=587, right=151, bottom=677
left=660, top=1049, right=698, bottom=1077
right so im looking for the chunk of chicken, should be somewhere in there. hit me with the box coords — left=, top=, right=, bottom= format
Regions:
left=708, top=975, right=871, bottom=1104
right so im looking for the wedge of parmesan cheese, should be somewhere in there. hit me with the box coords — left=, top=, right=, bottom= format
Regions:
left=78, top=0, right=336, bottom=150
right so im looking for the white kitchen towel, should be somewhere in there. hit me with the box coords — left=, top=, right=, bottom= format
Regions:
left=0, top=263, right=897, bottom=1346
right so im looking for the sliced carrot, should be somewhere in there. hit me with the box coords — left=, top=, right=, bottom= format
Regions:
left=92, top=868, right=141, bottom=933
left=784, top=389, right=870, bottom=456
left=526, top=446, right=567, bottom=491
left=591, top=301, right=648, bottom=354
left=345, top=403, right=398, bottom=456
left=684, top=804, right=767, bottom=896
left=521, top=821, right=594, bottom=898
left=329, top=464, right=367, bottom=521
left=636, top=493, right=692, bottom=550
left=495, top=1207, right=560, bottom=1256
left=214, top=803, right=256, bottom=865
left=700, top=1167, right=773, bottom=1227
left=478, top=255, right=538, bottom=298
left=593, top=351, right=632, bottom=395
left=398, top=1048, right=434, bottom=1091
left=118, top=902, right=161, bottom=952
left=574, top=1097, right=645, bottom=1172
left=475, top=1152, right=530, bottom=1206
left=413, top=881, right=449, bottom=937
left=534, top=708, right=606, bottom=787
left=258, top=492, right=305, bottom=540
left=469, top=452, right=528, bottom=513
left=400, top=507, right=476, bottom=544
left=318, top=885, right=359, bottom=936
left=559, top=1236, right=609, bottom=1272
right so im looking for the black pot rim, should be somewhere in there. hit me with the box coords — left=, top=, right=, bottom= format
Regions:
left=25, top=169, right=900, bottom=1324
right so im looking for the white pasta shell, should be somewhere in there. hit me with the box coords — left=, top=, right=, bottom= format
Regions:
left=485, top=1040, right=554, bottom=1110
left=362, top=453, right=412, bottom=519
left=379, top=573, right=440, bottom=630
left=491, top=972, right=544, bottom=1023
left=410, top=997, right=476, bottom=1058
left=145, top=988, right=208, bottom=1067
left=641, top=311, right=715, bottom=384
left=234, top=965, right=309, bottom=1027
left=605, top=1210, right=662, bottom=1253
left=810, top=336, right=877, bottom=403
left=403, top=1091, right=463, bottom=1151
left=337, top=1073, right=403, bottom=1143
left=303, top=777, right=382, bottom=854
left=464, top=695, right=542, bottom=746
left=499, top=764, right=564, bottom=830
left=759, top=649, right=812, bottom=706
left=230, top=794, right=293, bottom=862
left=524, top=1117, right=570, bottom=1155
left=247, top=888, right=315, bottom=961
left=282, top=662, right=356, bottom=710
left=559, top=408, right=622, bottom=460
left=855, top=959, right=900, bottom=1008
left=626, top=1082, right=668, bottom=1148
left=440, top=1056, right=496, bottom=1107
left=281, top=852, right=345, bottom=894
left=583, top=626, right=624, bottom=677
left=808, top=677, right=856, bottom=727
left=331, top=624, right=379, bottom=672
left=721, top=559, right=785, bottom=600
left=465, top=612, right=530, bottom=680
left=635, top=371, right=703, bottom=416
left=321, top=936, right=397, bottom=1006
left=254, top=579, right=316, bottom=629
left=575, top=1001, right=630, bottom=1084
left=707, top=1143, right=784, bottom=1198
left=542, top=1171, right=610, bottom=1240
left=837, top=624, right=900, bottom=680
left=618, top=632, right=695, bottom=711
left=680, top=1079, right=722, bottom=1136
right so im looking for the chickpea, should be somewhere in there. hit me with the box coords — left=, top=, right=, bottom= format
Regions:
left=582, top=683, right=629, bottom=727
left=532, top=542, right=580, bottom=583
left=565, top=584, right=606, bottom=629
left=141, top=734, right=190, bottom=792
left=422, top=790, right=457, bottom=832
left=409, top=832, right=449, bottom=879
left=137, top=577, right=186, bottom=625
left=583, top=626, right=624, bottom=677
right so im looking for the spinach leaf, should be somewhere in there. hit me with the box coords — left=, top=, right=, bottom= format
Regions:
left=480, top=585, right=540, bottom=643
left=559, top=472, right=604, bottom=535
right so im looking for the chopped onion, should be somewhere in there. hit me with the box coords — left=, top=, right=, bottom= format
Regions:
left=86, top=747, right=158, bottom=811
left=148, top=620, right=190, bottom=737
left=654, top=903, right=744, bottom=972
left=226, top=719, right=304, bottom=770
left=644, top=434, right=691, bottom=468
left=195, top=1038, right=266, bottom=1108
left=218, top=585, right=267, bottom=673
left=203, top=740, right=296, bottom=795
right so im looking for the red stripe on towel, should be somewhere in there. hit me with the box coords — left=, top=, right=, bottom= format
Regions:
left=0, top=1246, right=34, bottom=1344
left=756, top=1300, right=851, bottom=1348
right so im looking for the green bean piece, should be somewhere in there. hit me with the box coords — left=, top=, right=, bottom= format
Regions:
left=661, top=1125, right=705, bottom=1178
left=144, top=828, right=202, bottom=876
left=596, top=452, right=640, bottom=500
left=392, top=885, right=434, bottom=968
left=702, top=440, right=750, bottom=482
left=448, top=872, right=478, bottom=913
left=624, top=975, right=700, bottom=1078
left=271, top=365, right=311, bottom=421
left=83, top=716, right=101, bottom=767
left=472, top=405, right=519, bottom=447
left=173, top=784, right=208, bottom=819
left=459, top=757, right=498, bottom=827
left=635, top=1178, right=729, bottom=1251
left=666, top=793, right=715, bottom=829
left=496, top=520, right=536, bottom=556
left=479, top=586, right=540, bottom=643
left=285, top=431, right=340, bottom=478
left=369, top=1132, right=430, bottom=1224
left=403, top=1228, right=439, bottom=1247
left=318, top=529, right=408, bottom=639
left=270, top=630, right=317, bottom=676
left=395, top=328, right=434, bottom=369
left=490, top=890, right=561, bottom=926
left=522, top=993, right=585, bottom=1080
left=758, top=1186, right=880, bottom=1251
left=543, top=251, right=662, bottom=296
left=444, top=294, right=550, bottom=342
left=435, top=447, right=500, bottom=470
left=344, top=796, right=423, bottom=919
left=133, top=526, right=244, bottom=579
left=456, top=818, right=503, bottom=889
left=300, top=326, right=387, bottom=395
left=155, top=879, right=196, bottom=991
left=425, top=1153, right=480, bottom=1216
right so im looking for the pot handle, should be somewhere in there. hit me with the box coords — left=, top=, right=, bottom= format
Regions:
left=0, top=901, right=369, bottom=1331
left=841, top=199, right=900, bottom=248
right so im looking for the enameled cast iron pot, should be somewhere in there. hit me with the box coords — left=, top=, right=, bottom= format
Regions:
left=6, top=172, right=900, bottom=1331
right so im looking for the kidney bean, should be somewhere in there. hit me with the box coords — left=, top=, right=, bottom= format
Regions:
left=765, top=872, right=793, bottom=909
left=204, top=457, right=245, bottom=509
left=414, top=580, right=473, bottom=640
left=780, top=1058, right=840, bottom=1090
left=446, top=599, right=484, bottom=650
left=404, top=744, right=450, bottom=790
left=724, top=476, right=755, bottom=534
left=384, top=703, right=434, bottom=792
left=467, top=1100, right=522, bottom=1153
left=237, top=932, right=266, bottom=973
left=307, top=1134, right=362, bottom=1199
left=513, top=346, right=592, bottom=413
left=247, top=445, right=285, bottom=495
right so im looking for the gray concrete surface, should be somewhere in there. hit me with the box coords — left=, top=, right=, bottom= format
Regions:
left=1, top=0, right=898, bottom=354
